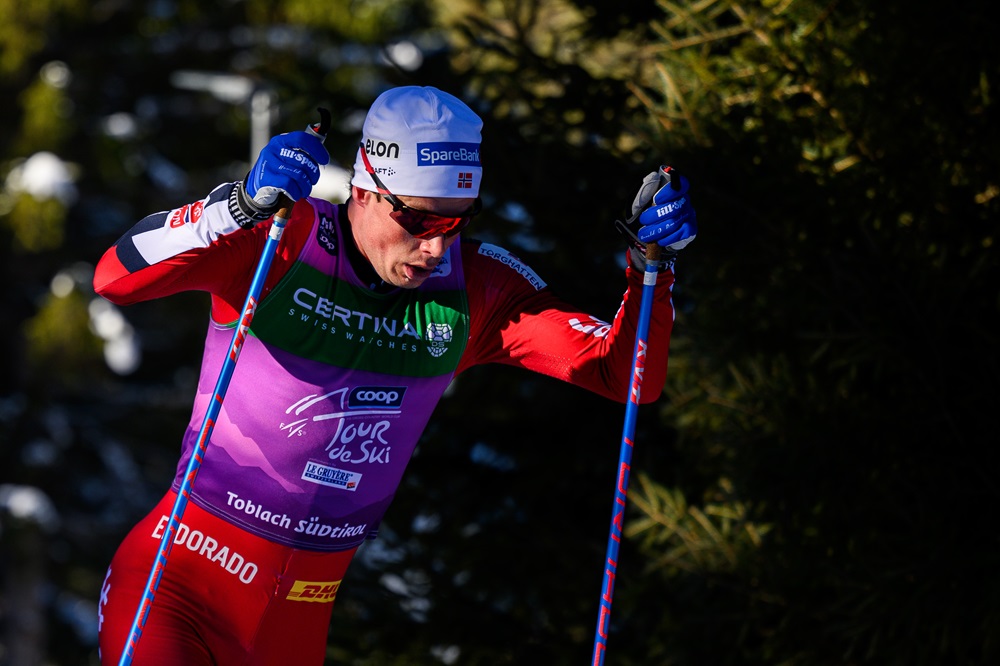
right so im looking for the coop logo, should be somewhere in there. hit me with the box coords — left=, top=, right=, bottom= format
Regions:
left=348, top=386, right=406, bottom=409
left=287, top=579, right=341, bottom=603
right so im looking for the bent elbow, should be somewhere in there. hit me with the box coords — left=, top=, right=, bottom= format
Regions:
left=93, top=248, right=140, bottom=305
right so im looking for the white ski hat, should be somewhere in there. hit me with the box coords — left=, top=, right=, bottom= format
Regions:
left=351, top=86, right=483, bottom=198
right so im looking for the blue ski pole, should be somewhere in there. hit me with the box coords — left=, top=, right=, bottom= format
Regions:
left=117, top=108, right=330, bottom=666
left=591, top=238, right=665, bottom=666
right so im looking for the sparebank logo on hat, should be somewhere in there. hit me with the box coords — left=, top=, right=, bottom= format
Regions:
left=417, top=142, right=482, bottom=167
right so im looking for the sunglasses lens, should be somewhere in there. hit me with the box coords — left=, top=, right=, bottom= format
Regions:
left=390, top=209, right=472, bottom=239
left=444, top=216, right=473, bottom=238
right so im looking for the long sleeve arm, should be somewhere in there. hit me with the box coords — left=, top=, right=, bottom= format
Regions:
left=93, top=183, right=313, bottom=323
left=458, top=242, right=674, bottom=404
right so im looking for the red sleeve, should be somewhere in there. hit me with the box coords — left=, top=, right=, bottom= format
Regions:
left=94, top=200, right=316, bottom=324
left=457, top=242, right=674, bottom=404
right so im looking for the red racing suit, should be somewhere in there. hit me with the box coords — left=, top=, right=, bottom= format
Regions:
left=93, top=182, right=675, bottom=665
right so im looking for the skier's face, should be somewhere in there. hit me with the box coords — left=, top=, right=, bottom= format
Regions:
left=350, top=187, right=473, bottom=289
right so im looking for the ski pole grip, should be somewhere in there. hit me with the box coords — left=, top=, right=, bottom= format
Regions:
left=275, top=195, right=293, bottom=221
left=646, top=243, right=662, bottom=263
left=275, top=106, right=332, bottom=221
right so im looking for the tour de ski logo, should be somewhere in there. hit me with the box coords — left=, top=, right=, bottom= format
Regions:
left=425, top=322, right=453, bottom=358
left=280, top=386, right=407, bottom=492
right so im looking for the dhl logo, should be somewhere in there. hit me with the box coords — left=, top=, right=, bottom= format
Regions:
left=286, top=579, right=341, bottom=603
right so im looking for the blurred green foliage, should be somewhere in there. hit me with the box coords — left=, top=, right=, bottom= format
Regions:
left=4, top=193, right=67, bottom=252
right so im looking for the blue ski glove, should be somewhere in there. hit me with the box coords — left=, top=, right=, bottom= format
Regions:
left=239, top=130, right=330, bottom=216
left=616, top=166, right=697, bottom=269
